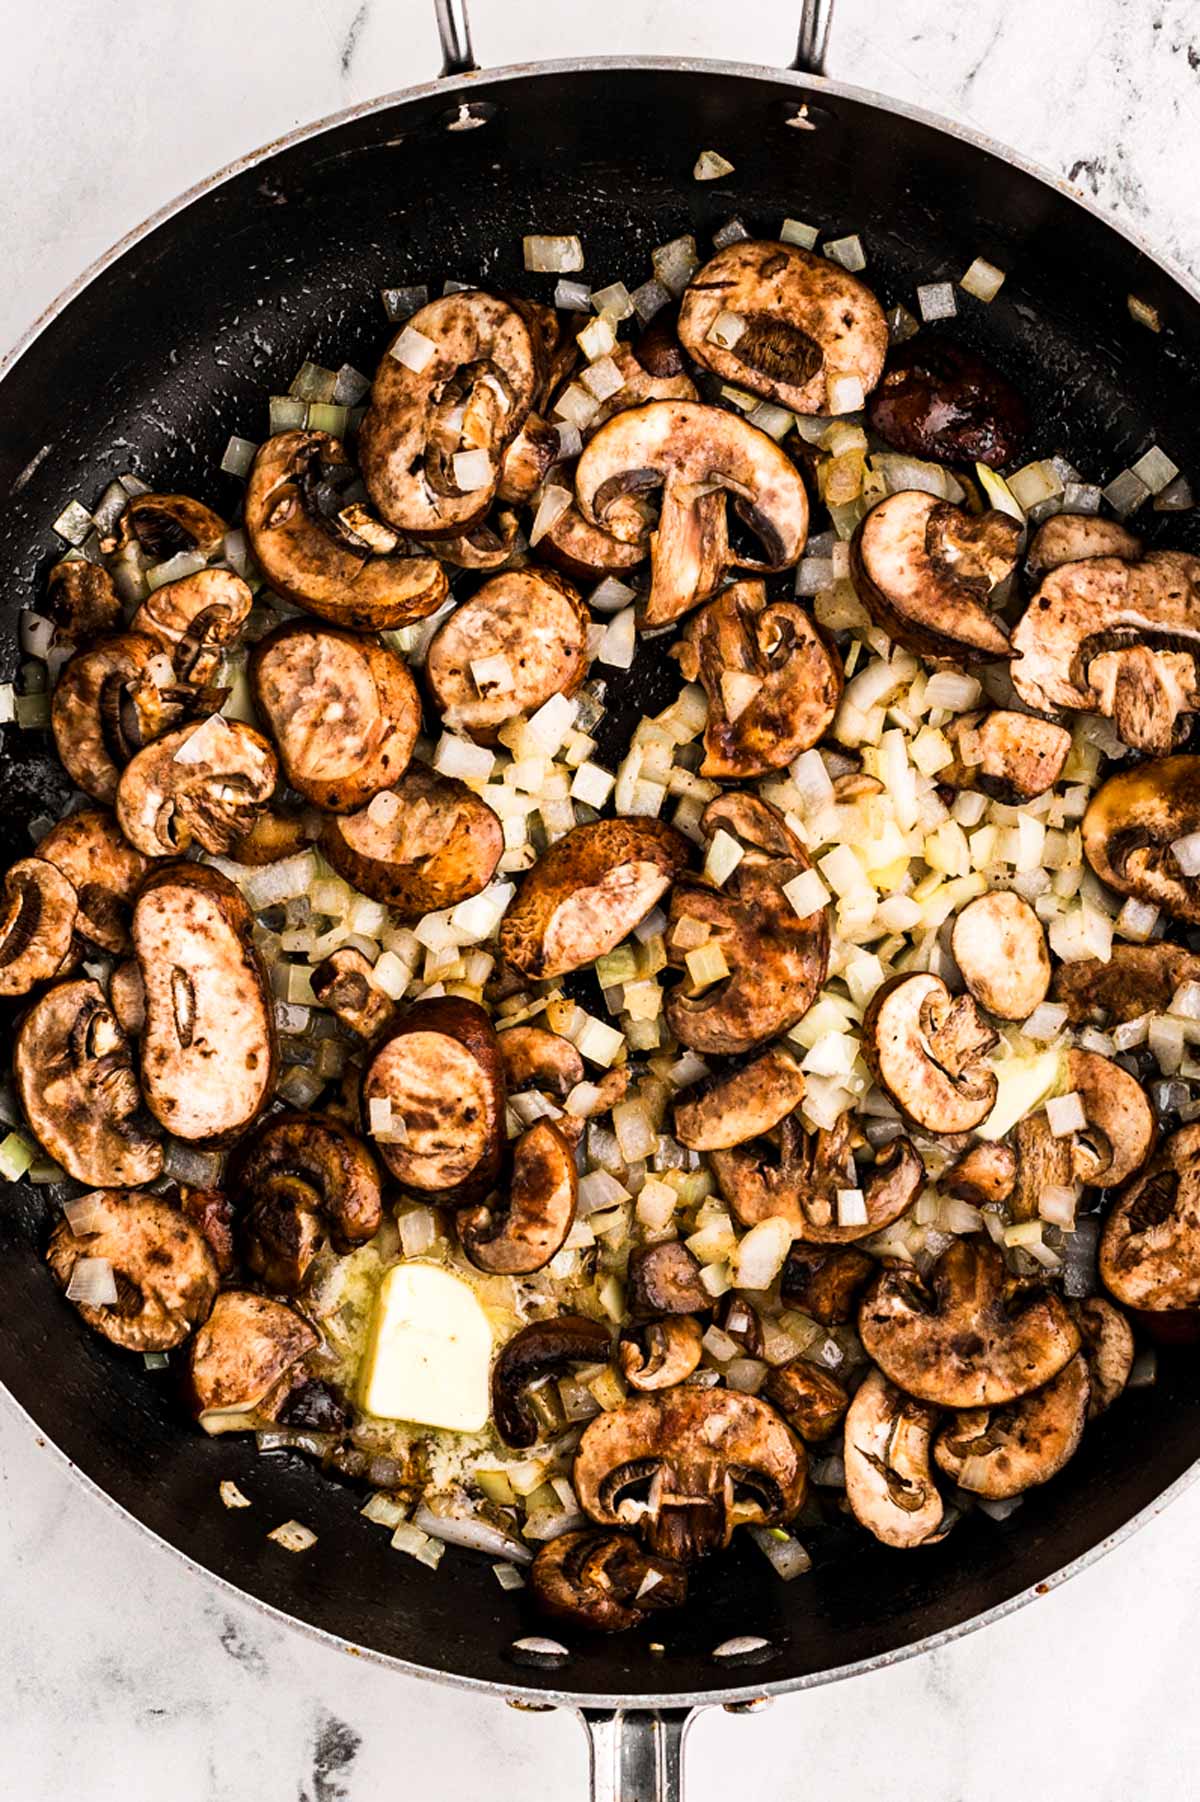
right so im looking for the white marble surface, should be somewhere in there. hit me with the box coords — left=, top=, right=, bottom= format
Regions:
left=4, top=2, right=1200, bottom=1797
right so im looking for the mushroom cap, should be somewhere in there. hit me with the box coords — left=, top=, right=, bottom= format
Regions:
left=499, top=818, right=689, bottom=981
left=712, top=1114, right=924, bottom=1243
left=0, top=856, right=78, bottom=997
left=245, top=430, right=447, bottom=629
left=780, top=1243, right=875, bottom=1325
left=625, top=1241, right=710, bottom=1319
left=673, top=1045, right=806, bottom=1151
left=226, top=806, right=315, bottom=867
left=361, top=995, right=506, bottom=1201
left=250, top=620, right=421, bottom=812
left=1075, top=1296, right=1135, bottom=1417
left=844, top=1368, right=944, bottom=1549
left=540, top=501, right=647, bottom=582
left=940, top=709, right=1071, bottom=803
left=496, top=1025, right=584, bottom=1097
left=1025, top=513, right=1142, bottom=584
left=320, top=762, right=503, bottom=918
left=47, top=1188, right=218, bottom=1352
left=1100, top=1122, right=1200, bottom=1310
left=458, top=1118, right=578, bottom=1275
left=495, top=414, right=561, bottom=506
left=951, top=891, right=1051, bottom=1021
left=1052, top=943, right=1200, bottom=1026
left=131, top=567, right=253, bottom=687
left=944, top=1141, right=1017, bottom=1206
left=852, top=490, right=1018, bottom=663
left=116, top=716, right=278, bottom=858
left=762, top=1359, right=849, bottom=1443
left=529, top=1529, right=687, bottom=1633
left=492, top=1315, right=613, bottom=1447
left=46, top=558, right=122, bottom=648
left=425, top=567, right=589, bottom=744
left=934, top=1353, right=1090, bottom=1499
left=227, top=1109, right=384, bottom=1292
left=118, top=492, right=227, bottom=560
left=867, top=338, right=1028, bottom=468
left=186, top=1288, right=318, bottom=1429
left=1083, top=754, right=1200, bottom=923
left=619, top=1316, right=705, bottom=1392
left=36, top=808, right=150, bottom=955
left=858, top=1236, right=1081, bottom=1407
left=359, top=291, right=541, bottom=537
left=675, top=579, right=842, bottom=779
left=133, top=864, right=276, bottom=1145
left=861, top=972, right=998, bottom=1135
left=15, top=978, right=162, bottom=1188
left=51, top=632, right=180, bottom=805
left=1067, top=1049, right=1155, bottom=1189
left=310, top=946, right=397, bottom=1042
left=677, top=239, right=888, bottom=415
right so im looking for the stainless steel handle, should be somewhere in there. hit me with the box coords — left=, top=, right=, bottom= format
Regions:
left=579, top=1710, right=697, bottom=1802
left=791, top=0, right=835, bottom=75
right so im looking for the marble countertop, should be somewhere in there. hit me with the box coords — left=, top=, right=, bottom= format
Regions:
left=4, top=3, right=1200, bottom=1797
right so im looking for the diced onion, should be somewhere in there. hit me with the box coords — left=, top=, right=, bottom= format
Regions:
left=693, top=149, right=735, bottom=181
left=651, top=235, right=700, bottom=296
left=220, top=1481, right=251, bottom=1509
left=708, top=310, right=745, bottom=350
left=577, top=316, right=616, bottom=362
left=780, top=218, right=819, bottom=248
left=65, top=1256, right=119, bottom=1305
left=389, top=326, right=438, bottom=373
left=597, top=607, right=636, bottom=671
left=782, top=868, right=830, bottom=919
left=452, top=449, right=493, bottom=492
left=414, top=1501, right=532, bottom=1563
left=1045, top=1092, right=1086, bottom=1136
left=432, top=733, right=494, bottom=783
left=529, top=484, right=573, bottom=547
left=1039, top=1185, right=1078, bottom=1228
left=1102, top=468, right=1149, bottom=519
left=916, top=282, right=957, bottom=322
left=581, top=355, right=625, bottom=401
left=824, top=234, right=866, bottom=272
left=730, top=1218, right=793, bottom=1290
left=826, top=373, right=865, bottom=415
left=1127, top=294, right=1161, bottom=333
left=524, top=234, right=584, bottom=274
left=1172, top=832, right=1200, bottom=877
left=554, top=278, right=592, bottom=310
left=960, top=257, right=1006, bottom=302
left=748, top=1525, right=812, bottom=1581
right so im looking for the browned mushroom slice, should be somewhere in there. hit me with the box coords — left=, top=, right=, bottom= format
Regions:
left=495, top=415, right=561, bottom=505
left=677, top=239, right=888, bottom=415
left=673, top=1045, right=805, bottom=1151
left=227, top=1111, right=383, bottom=1292
left=1075, top=1296, right=1135, bottom=1416
left=458, top=1119, right=578, bottom=1275
left=859, top=1237, right=1080, bottom=1407
left=844, top=1368, right=944, bottom=1549
left=852, top=490, right=1018, bottom=663
left=176, top=1185, right=236, bottom=1278
left=867, top=340, right=1028, bottom=468
left=131, top=568, right=253, bottom=686
left=359, top=291, right=541, bottom=537
left=1025, top=513, right=1142, bottom=584
left=15, top=979, right=162, bottom=1187
left=37, top=809, right=150, bottom=955
left=0, top=857, right=78, bottom=996
left=862, top=973, right=998, bottom=1135
left=1067, top=1050, right=1155, bottom=1188
left=47, top=1189, right=218, bottom=1352
left=425, top=568, right=589, bottom=744
left=492, top=1316, right=613, bottom=1447
left=361, top=996, right=505, bottom=1202
left=762, top=1359, right=849, bottom=1442
left=1052, top=944, right=1200, bottom=1026
left=245, top=430, right=447, bottom=629
left=310, top=946, right=398, bottom=1041
left=934, top=1354, right=1090, bottom=1499
left=133, top=864, right=275, bottom=1144
left=625, top=1241, right=710, bottom=1319
left=618, top=1316, right=705, bottom=1392
left=46, top=558, right=122, bottom=647
left=321, top=762, right=502, bottom=917
left=951, top=891, right=1051, bottom=1021
left=1099, top=1123, right=1200, bottom=1310
left=109, top=959, right=146, bottom=1038
left=497, top=1025, right=584, bottom=1097
left=540, top=501, right=648, bottom=583
left=674, top=579, right=842, bottom=779
left=1083, top=755, right=1200, bottom=924
left=500, top=818, right=689, bottom=981
left=530, top=1529, right=687, bottom=1633
left=420, top=509, right=521, bottom=572
left=940, top=710, right=1072, bottom=803
left=250, top=621, right=421, bottom=812
left=712, top=1115, right=924, bottom=1242
left=574, top=1389, right=806, bottom=1563
left=1005, top=1111, right=1075, bottom=1224
left=119, top=492, right=227, bottom=561
left=574, top=400, right=810, bottom=628
left=945, top=1141, right=1017, bottom=1206
left=226, top=808, right=315, bottom=867
left=1011, top=550, right=1200, bottom=754
left=666, top=795, right=828, bottom=1057
left=116, top=715, right=277, bottom=857
left=780, top=1243, right=874, bottom=1325
left=186, top=1289, right=319, bottom=1432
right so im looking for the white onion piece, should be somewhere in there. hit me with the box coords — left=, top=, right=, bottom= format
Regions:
left=414, top=1501, right=532, bottom=1563
left=65, top=1258, right=119, bottom=1306
left=523, top=235, right=584, bottom=274
left=389, top=326, right=437, bottom=373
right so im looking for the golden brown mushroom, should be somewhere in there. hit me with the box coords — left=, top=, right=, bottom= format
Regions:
left=1083, top=755, right=1200, bottom=924
left=844, top=1367, right=945, bottom=1549
left=424, top=567, right=589, bottom=744
left=47, top=1189, right=218, bottom=1353
left=115, top=715, right=278, bottom=857
left=852, top=490, right=1018, bottom=663
left=934, top=1354, right=1090, bottom=1499
left=320, top=762, right=503, bottom=917
left=227, top=1111, right=384, bottom=1292
left=861, top=972, right=998, bottom=1134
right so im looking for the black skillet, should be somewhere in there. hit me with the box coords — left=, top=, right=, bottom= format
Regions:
left=2, top=1, right=1200, bottom=1794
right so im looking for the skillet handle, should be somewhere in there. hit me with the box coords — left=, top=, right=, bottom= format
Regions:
left=578, top=1709, right=699, bottom=1802
left=790, top=0, right=835, bottom=75
left=434, top=0, right=477, bottom=75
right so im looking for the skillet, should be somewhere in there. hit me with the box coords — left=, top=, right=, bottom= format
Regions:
left=3, top=1, right=1200, bottom=1793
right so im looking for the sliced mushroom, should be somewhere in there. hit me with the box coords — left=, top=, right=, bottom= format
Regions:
left=425, top=568, right=589, bottom=744
left=51, top=632, right=223, bottom=805
left=109, top=959, right=146, bottom=1038
left=1099, top=1122, right=1200, bottom=1310
left=1025, top=513, right=1142, bottom=584
left=47, top=1189, right=218, bottom=1352
left=226, top=807, right=314, bottom=867
left=310, top=946, right=397, bottom=1041
left=495, top=414, right=561, bottom=505
left=1075, top=1296, right=1135, bottom=1417
left=250, top=621, right=421, bottom=811
left=420, top=509, right=520, bottom=571
left=677, top=239, right=888, bottom=415
left=131, top=568, right=253, bottom=686
left=0, top=857, right=78, bottom=996
left=852, top=491, right=1019, bottom=662
left=844, top=1368, right=944, bottom=1549
left=574, top=400, right=810, bottom=628
left=492, top=1316, right=613, bottom=1447
left=1067, top=1049, right=1155, bottom=1188
left=176, top=1185, right=236, bottom=1278
left=133, top=864, right=275, bottom=1144
left=574, top=1388, right=806, bottom=1563
left=1052, top=944, right=1200, bottom=1026
left=859, top=1237, right=1080, bottom=1407
left=867, top=339, right=1028, bottom=468
left=940, top=710, right=1072, bottom=803
left=862, top=972, right=998, bottom=1135
left=37, top=809, right=150, bottom=955
left=626, top=1242, right=710, bottom=1319
left=540, top=502, right=648, bottom=583
left=321, top=762, right=502, bottom=917
left=500, top=818, right=689, bottom=981
left=944, top=1141, right=1017, bottom=1206
left=497, top=1026, right=584, bottom=1097
left=227, top=1111, right=384, bottom=1292
left=673, top=1045, right=805, bottom=1151
left=119, top=492, right=227, bottom=561
left=360, top=292, right=541, bottom=537
left=1011, top=550, right=1200, bottom=754
left=530, top=1529, right=687, bottom=1633
left=619, top=1316, right=705, bottom=1392
left=762, top=1359, right=849, bottom=1442
left=15, top=979, right=162, bottom=1187
left=780, top=1244, right=875, bottom=1325
left=186, top=1289, right=318, bottom=1433
left=244, top=430, right=447, bottom=629
left=1008, top=1111, right=1075, bottom=1223
left=46, top=558, right=121, bottom=647
left=934, top=1354, right=1090, bottom=1499
left=718, top=1294, right=764, bottom=1356
left=458, top=1119, right=578, bottom=1275
left=673, top=579, right=842, bottom=778
left=1083, top=755, right=1200, bottom=924
left=712, top=1115, right=924, bottom=1242
left=951, top=891, right=1051, bottom=1021
left=666, top=795, right=828, bottom=1056
left=361, top=996, right=505, bottom=1201
left=116, top=716, right=277, bottom=857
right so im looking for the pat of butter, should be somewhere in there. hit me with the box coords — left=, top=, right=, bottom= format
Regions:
left=359, top=1263, right=491, bottom=1432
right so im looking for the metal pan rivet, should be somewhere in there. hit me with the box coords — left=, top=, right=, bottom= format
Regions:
left=711, top=1635, right=775, bottom=1666
left=510, top=1635, right=571, bottom=1669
